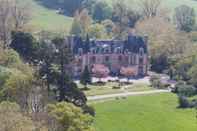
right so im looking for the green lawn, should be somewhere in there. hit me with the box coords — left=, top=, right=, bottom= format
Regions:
left=93, top=93, right=197, bottom=131
left=22, top=0, right=73, bottom=32
left=78, top=82, right=154, bottom=96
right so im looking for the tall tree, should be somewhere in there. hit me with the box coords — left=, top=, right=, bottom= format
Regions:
left=11, top=0, right=31, bottom=30
left=80, top=66, right=91, bottom=90
left=71, top=9, right=91, bottom=37
left=70, top=19, right=83, bottom=36
left=88, top=23, right=107, bottom=39
left=37, top=41, right=57, bottom=95
left=78, top=9, right=92, bottom=37
left=0, top=0, right=13, bottom=47
left=140, top=0, right=162, bottom=18
left=92, top=1, right=112, bottom=22
left=10, top=31, right=39, bottom=62
left=174, top=5, right=196, bottom=32
left=112, top=0, right=129, bottom=39
left=52, top=37, right=70, bottom=101
left=0, top=0, right=31, bottom=48
left=111, top=0, right=141, bottom=39
left=136, top=16, right=192, bottom=73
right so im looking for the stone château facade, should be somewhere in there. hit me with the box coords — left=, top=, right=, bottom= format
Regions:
left=68, top=34, right=149, bottom=78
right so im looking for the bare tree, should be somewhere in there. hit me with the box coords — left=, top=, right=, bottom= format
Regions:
left=0, top=0, right=31, bottom=48
left=11, top=0, right=31, bottom=30
left=140, top=0, right=162, bottom=18
left=0, top=0, right=12, bottom=48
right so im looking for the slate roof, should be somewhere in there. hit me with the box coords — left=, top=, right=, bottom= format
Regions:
left=71, top=35, right=148, bottom=54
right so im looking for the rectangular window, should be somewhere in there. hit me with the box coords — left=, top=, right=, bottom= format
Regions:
left=105, top=56, right=109, bottom=62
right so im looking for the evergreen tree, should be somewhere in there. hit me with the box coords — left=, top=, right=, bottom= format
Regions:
left=10, top=31, right=39, bottom=62
left=80, top=66, right=91, bottom=90
left=174, top=5, right=196, bottom=32
left=70, top=19, right=82, bottom=36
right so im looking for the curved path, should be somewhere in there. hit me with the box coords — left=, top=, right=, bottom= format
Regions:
left=87, top=90, right=170, bottom=101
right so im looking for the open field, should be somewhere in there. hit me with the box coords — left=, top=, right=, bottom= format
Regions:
left=93, top=93, right=197, bottom=131
left=23, top=0, right=73, bottom=32
left=78, top=82, right=155, bottom=96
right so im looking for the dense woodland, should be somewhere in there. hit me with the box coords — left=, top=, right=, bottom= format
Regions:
left=0, top=0, right=197, bottom=130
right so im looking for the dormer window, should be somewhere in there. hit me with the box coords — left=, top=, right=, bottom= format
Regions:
left=115, top=48, right=122, bottom=54
left=124, top=49, right=129, bottom=54
left=105, top=47, right=110, bottom=54
left=100, top=48, right=105, bottom=54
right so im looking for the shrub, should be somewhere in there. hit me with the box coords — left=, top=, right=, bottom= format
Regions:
left=190, top=99, right=197, bottom=108
left=112, top=86, right=121, bottom=89
left=175, top=82, right=196, bottom=97
left=178, top=96, right=190, bottom=108
left=173, top=81, right=185, bottom=93
left=92, top=82, right=106, bottom=86
left=82, top=105, right=95, bottom=117
left=150, top=75, right=166, bottom=89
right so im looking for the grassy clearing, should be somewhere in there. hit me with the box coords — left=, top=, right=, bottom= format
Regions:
left=78, top=82, right=154, bottom=96
left=23, top=0, right=73, bottom=32
left=93, top=93, right=197, bottom=131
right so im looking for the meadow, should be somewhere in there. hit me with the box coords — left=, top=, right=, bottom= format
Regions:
left=93, top=93, right=197, bottom=131
left=23, top=0, right=73, bottom=32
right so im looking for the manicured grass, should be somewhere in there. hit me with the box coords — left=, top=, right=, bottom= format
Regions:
left=78, top=82, right=154, bottom=96
left=21, top=0, right=73, bottom=32
left=93, top=93, right=197, bottom=131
